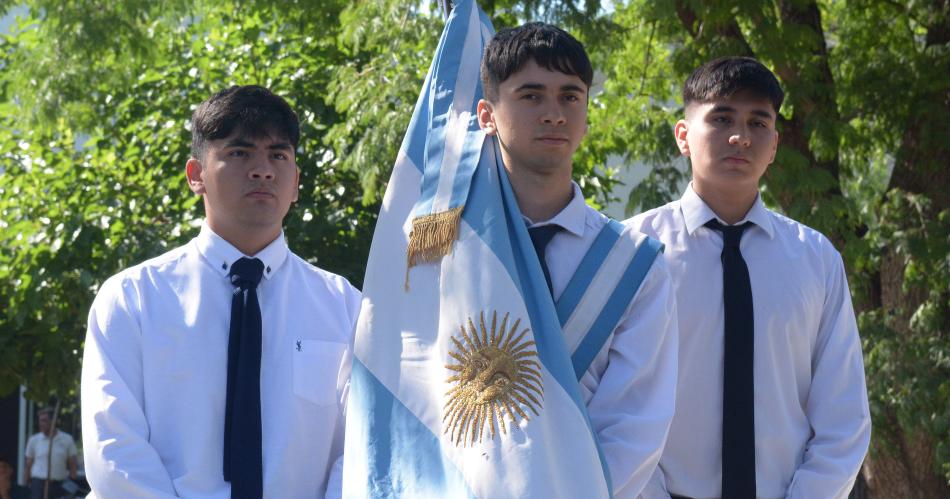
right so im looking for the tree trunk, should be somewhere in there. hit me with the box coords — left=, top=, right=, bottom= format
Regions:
left=861, top=8, right=950, bottom=497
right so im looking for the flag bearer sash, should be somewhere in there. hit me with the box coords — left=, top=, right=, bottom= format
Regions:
left=341, top=1, right=662, bottom=497
left=558, top=220, right=664, bottom=379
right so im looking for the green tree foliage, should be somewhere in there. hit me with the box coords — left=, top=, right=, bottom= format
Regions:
left=0, top=1, right=376, bottom=399
left=0, top=0, right=947, bottom=495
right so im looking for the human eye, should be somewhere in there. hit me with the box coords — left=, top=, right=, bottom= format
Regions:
left=273, top=151, right=289, bottom=160
left=228, top=149, right=249, bottom=158
left=563, top=94, right=581, bottom=103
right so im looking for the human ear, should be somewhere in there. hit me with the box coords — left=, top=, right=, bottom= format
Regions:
left=767, top=131, right=779, bottom=165
left=477, top=99, right=497, bottom=135
left=674, top=120, right=690, bottom=157
left=293, top=166, right=301, bottom=203
left=186, top=158, right=206, bottom=195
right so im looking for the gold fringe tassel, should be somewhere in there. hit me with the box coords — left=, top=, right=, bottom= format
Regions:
left=405, top=205, right=464, bottom=290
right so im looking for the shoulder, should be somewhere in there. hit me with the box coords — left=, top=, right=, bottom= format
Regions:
left=287, top=252, right=359, bottom=295
left=623, top=199, right=681, bottom=238
left=767, top=210, right=841, bottom=260
left=285, top=252, right=363, bottom=331
left=26, top=432, right=41, bottom=445
left=98, top=243, right=192, bottom=291
left=56, top=431, right=76, bottom=443
left=92, top=243, right=193, bottom=308
left=284, top=252, right=362, bottom=318
left=582, top=203, right=610, bottom=230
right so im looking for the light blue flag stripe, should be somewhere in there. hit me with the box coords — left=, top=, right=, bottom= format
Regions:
left=349, top=358, right=476, bottom=498
left=555, top=219, right=624, bottom=326
left=400, top=55, right=434, bottom=176
left=415, top=0, right=486, bottom=217
left=448, top=76, right=486, bottom=208
left=571, top=237, right=664, bottom=377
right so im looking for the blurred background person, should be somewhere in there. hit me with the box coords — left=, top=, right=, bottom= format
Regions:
left=23, top=409, right=78, bottom=499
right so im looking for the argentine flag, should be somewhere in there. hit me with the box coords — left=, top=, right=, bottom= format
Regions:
left=342, top=1, right=612, bottom=497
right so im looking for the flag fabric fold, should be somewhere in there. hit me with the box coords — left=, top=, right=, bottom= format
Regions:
left=342, top=1, right=612, bottom=497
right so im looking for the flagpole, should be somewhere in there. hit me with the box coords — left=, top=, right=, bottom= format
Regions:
left=439, top=0, right=454, bottom=18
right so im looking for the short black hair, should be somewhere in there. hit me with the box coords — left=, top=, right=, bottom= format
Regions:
left=683, top=57, right=784, bottom=115
left=481, top=22, right=593, bottom=101
left=190, top=85, right=300, bottom=160
left=36, top=408, right=53, bottom=419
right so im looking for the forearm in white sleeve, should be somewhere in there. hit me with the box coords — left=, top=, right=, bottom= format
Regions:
left=586, top=259, right=679, bottom=498
left=81, top=277, right=179, bottom=498
left=785, top=254, right=871, bottom=499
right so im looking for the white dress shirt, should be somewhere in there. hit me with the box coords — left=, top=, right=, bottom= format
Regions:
left=527, top=183, right=679, bottom=499
left=81, top=223, right=361, bottom=499
left=627, top=185, right=871, bottom=499
left=25, top=431, right=78, bottom=480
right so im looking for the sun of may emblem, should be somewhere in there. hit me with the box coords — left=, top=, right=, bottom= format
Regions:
left=443, top=311, right=544, bottom=446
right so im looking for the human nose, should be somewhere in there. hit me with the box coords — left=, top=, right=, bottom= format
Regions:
left=248, top=156, right=277, bottom=180
left=540, top=102, right=567, bottom=126
left=728, top=128, right=752, bottom=147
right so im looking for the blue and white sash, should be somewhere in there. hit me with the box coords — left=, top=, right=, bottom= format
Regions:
left=557, top=219, right=664, bottom=378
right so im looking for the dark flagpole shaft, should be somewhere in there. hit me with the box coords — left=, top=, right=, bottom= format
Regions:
left=439, top=0, right=454, bottom=19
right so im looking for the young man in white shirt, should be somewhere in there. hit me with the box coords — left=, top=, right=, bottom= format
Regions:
left=476, top=23, right=678, bottom=498
left=628, top=57, right=871, bottom=499
left=81, top=86, right=361, bottom=499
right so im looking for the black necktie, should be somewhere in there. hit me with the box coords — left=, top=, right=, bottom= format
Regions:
left=705, top=219, right=756, bottom=499
left=224, top=257, right=264, bottom=499
left=529, top=224, right=562, bottom=296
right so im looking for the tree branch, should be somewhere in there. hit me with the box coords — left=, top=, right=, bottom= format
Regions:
left=673, top=1, right=754, bottom=55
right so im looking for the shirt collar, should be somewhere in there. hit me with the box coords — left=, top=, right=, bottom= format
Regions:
left=680, top=182, right=775, bottom=239
left=195, top=221, right=290, bottom=280
left=523, top=182, right=587, bottom=237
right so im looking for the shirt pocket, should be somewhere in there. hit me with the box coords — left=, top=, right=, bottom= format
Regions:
left=292, top=340, right=348, bottom=406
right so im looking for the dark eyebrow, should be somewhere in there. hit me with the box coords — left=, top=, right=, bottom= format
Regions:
left=223, top=138, right=255, bottom=149
left=710, top=105, right=774, bottom=120
left=222, top=139, right=294, bottom=151
left=560, top=84, right=586, bottom=93
left=512, top=82, right=586, bottom=94
left=513, top=83, right=546, bottom=92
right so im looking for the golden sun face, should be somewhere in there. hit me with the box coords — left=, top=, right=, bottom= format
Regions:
left=443, top=311, right=544, bottom=446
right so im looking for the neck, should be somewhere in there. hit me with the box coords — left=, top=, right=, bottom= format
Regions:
left=692, top=181, right=758, bottom=225
left=207, top=220, right=280, bottom=256
left=505, top=164, right=573, bottom=223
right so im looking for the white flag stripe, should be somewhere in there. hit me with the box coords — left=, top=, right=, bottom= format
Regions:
left=354, top=158, right=435, bottom=373
left=356, top=211, right=608, bottom=497
left=562, top=228, right=646, bottom=354
left=356, top=150, right=608, bottom=495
